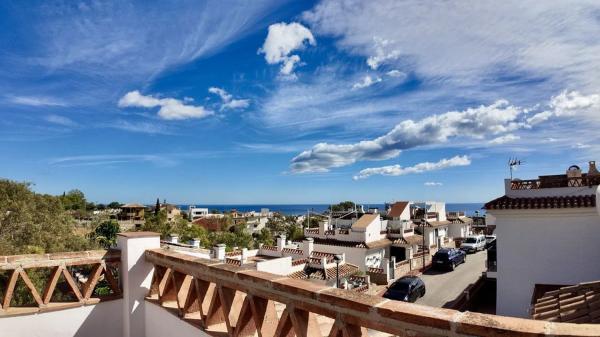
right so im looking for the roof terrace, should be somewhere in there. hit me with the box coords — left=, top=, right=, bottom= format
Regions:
left=1, top=232, right=599, bottom=337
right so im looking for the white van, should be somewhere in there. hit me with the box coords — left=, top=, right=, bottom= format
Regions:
left=460, top=235, right=486, bottom=253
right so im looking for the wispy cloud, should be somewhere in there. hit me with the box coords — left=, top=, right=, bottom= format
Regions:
left=8, top=95, right=67, bottom=107
left=107, top=120, right=171, bottom=135
left=352, top=75, right=382, bottom=90
left=489, top=134, right=520, bottom=145
left=48, top=154, right=177, bottom=167
left=118, top=90, right=212, bottom=120
left=258, top=22, right=315, bottom=76
left=208, top=87, right=250, bottom=111
left=424, top=181, right=443, bottom=186
left=44, top=114, right=77, bottom=127
left=353, top=155, right=471, bottom=180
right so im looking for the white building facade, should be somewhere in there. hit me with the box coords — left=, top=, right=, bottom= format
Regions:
left=485, top=162, right=600, bottom=317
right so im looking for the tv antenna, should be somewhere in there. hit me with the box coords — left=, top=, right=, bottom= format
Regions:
left=508, top=157, right=524, bottom=180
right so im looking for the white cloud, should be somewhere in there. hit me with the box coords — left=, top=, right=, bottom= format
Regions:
left=573, top=143, right=591, bottom=149
left=489, top=134, right=520, bottom=145
left=303, top=1, right=600, bottom=92
left=118, top=90, right=212, bottom=120
left=9, top=95, right=67, bottom=107
left=208, top=87, right=250, bottom=110
left=386, top=70, right=406, bottom=78
left=527, top=91, right=600, bottom=125
left=366, top=37, right=401, bottom=70
left=49, top=154, right=177, bottom=167
left=352, top=75, right=382, bottom=90
left=424, top=182, right=443, bottom=186
left=258, top=22, right=316, bottom=75
left=44, top=114, right=77, bottom=127
left=291, top=99, right=522, bottom=173
left=108, top=120, right=171, bottom=134
left=353, top=155, right=471, bottom=180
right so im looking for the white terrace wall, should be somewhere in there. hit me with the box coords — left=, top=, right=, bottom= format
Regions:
left=492, top=208, right=600, bottom=318
left=145, top=301, right=210, bottom=337
left=0, top=300, right=123, bottom=337
left=256, top=256, right=293, bottom=275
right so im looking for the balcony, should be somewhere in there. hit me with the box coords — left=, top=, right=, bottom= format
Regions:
left=510, top=175, right=600, bottom=190
left=1, top=232, right=598, bottom=337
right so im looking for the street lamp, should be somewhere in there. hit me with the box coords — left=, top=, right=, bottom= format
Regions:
left=333, top=254, right=343, bottom=288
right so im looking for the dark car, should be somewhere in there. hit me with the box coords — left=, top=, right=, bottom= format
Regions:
left=383, top=276, right=426, bottom=303
left=432, top=248, right=466, bottom=270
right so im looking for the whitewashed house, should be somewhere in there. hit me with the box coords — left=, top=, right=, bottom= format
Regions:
left=303, top=213, right=391, bottom=271
left=485, top=162, right=600, bottom=318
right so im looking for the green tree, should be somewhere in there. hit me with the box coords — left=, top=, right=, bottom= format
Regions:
left=107, top=201, right=122, bottom=209
left=90, top=220, right=120, bottom=248
left=171, top=215, right=210, bottom=247
left=328, top=201, right=356, bottom=212
left=255, top=227, right=274, bottom=247
left=0, top=179, right=94, bottom=255
left=141, top=208, right=170, bottom=238
left=60, top=189, right=87, bottom=211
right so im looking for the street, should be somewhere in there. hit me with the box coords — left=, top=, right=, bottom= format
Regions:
left=416, top=250, right=487, bottom=307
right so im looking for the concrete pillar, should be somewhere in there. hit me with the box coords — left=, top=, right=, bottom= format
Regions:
left=213, top=244, right=226, bottom=260
left=189, top=238, right=200, bottom=248
left=241, top=248, right=248, bottom=264
left=117, top=232, right=161, bottom=337
left=303, top=238, right=314, bottom=257
left=276, top=234, right=286, bottom=252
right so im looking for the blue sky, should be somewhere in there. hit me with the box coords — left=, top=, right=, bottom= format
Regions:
left=2, top=1, right=600, bottom=204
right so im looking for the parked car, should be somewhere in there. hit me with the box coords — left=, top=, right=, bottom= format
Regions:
left=485, top=235, right=497, bottom=249
left=460, top=235, right=486, bottom=253
left=383, top=276, right=426, bottom=303
left=432, top=248, right=466, bottom=270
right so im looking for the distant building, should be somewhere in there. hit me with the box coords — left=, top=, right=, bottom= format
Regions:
left=188, top=206, right=208, bottom=221
left=485, top=161, right=600, bottom=318
left=159, top=203, right=181, bottom=222
left=118, top=203, right=146, bottom=230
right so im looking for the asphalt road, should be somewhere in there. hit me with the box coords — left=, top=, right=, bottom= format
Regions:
left=415, top=249, right=487, bottom=307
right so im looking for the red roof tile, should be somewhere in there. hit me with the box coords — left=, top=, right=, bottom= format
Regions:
left=531, top=281, right=600, bottom=323
left=388, top=201, right=409, bottom=218
left=484, top=195, right=596, bottom=210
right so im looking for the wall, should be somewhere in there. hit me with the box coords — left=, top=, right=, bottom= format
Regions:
left=492, top=208, right=600, bottom=317
left=256, top=256, right=292, bottom=275
left=145, top=301, right=210, bottom=337
left=312, top=243, right=368, bottom=271
left=0, top=300, right=123, bottom=337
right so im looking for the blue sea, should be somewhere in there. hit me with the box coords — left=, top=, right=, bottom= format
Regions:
left=177, top=203, right=485, bottom=216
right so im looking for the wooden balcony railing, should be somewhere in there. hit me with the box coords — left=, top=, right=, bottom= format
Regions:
left=144, top=248, right=599, bottom=337
left=0, top=250, right=121, bottom=316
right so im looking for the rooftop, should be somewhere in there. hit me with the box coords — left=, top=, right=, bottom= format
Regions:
left=532, top=281, right=600, bottom=323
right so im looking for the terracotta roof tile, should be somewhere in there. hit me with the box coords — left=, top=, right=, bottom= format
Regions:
left=531, top=281, right=600, bottom=323
left=485, top=195, right=596, bottom=210
left=388, top=202, right=409, bottom=218
left=352, top=213, right=379, bottom=229
left=393, top=235, right=424, bottom=246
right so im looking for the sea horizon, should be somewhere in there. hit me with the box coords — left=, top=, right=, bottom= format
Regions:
left=175, top=202, right=485, bottom=216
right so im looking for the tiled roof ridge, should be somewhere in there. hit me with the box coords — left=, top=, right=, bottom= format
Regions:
left=485, top=194, right=596, bottom=210
left=532, top=280, right=600, bottom=323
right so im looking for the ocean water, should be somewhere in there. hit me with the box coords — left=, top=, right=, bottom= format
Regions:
left=178, top=203, right=485, bottom=216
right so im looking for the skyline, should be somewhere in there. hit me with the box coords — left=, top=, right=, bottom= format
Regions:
left=2, top=1, right=600, bottom=204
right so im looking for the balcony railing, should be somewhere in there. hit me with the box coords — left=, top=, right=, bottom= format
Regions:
left=511, top=175, right=600, bottom=190
left=144, top=248, right=597, bottom=337
left=0, top=250, right=121, bottom=316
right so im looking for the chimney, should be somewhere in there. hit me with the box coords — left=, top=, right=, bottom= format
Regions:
left=168, top=235, right=179, bottom=244
left=189, top=238, right=200, bottom=248
left=319, top=220, right=328, bottom=235
left=213, top=244, right=226, bottom=260
left=277, top=234, right=286, bottom=251
left=241, top=248, right=248, bottom=264
left=303, top=238, right=314, bottom=257
left=589, top=161, right=600, bottom=176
